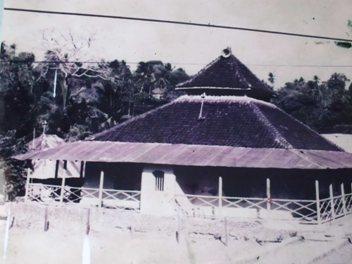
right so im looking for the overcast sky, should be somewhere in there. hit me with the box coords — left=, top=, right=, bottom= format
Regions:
left=2, top=0, right=352, bottom=87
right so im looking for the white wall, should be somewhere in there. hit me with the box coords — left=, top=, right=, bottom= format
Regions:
left=140, top=167, right=178, bottom=216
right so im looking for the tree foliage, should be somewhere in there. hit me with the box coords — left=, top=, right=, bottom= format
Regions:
left=0, top=42, right=189, bottom=199
left=273, top=74, right=352, bottom=132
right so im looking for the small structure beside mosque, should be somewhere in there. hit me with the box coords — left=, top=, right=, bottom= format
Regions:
left=24, top=133, right=84, bottom=203
left=15, top=48, right=352, bottom=223
left=27, top=133, right=82, bottom=181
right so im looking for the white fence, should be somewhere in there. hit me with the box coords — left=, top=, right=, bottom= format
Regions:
left=175, top=194, right=319, bottom=223
left=175, top=182, right=352, bottom=224
left=25, top=183, right=141, bottom=211
left=24, top=175, right=352, bottom=225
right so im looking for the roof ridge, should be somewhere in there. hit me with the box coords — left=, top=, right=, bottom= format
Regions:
left=176, top=55, right=221, bottom=88
left=249, top=101, right=294, bottom=149
left=174, top=95, right=276, bottom=108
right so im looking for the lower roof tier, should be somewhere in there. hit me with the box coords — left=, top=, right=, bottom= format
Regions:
left=90, top=95, right=341, bottom=151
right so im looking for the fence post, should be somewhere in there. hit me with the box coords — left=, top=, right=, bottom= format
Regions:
left=218, top=177, right=223, bottom=216
left=44, top=207, right=49, bottom=231
left=315, top=180, right=321, bottom=224
left=224, top=217, right=228, bottom=246
left=59, top=177, right=66, bottom=203
left=341, top=183, right=347, bottom=215
left=266, top=178, right=271, bottom=210
left=24, top=168, right=31, bottom=202
left=86, top=208, right=91, bottom=235
left=98, top=171, right=104, bottom=208
left=329, top=184, right=335, bottom=220
left=2, top=207, right=11, bottom=260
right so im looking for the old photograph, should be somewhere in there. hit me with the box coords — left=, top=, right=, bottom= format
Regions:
left=0, top=1, right=352, bottom=263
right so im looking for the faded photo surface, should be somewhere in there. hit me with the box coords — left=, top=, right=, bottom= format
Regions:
left=1, top=1, right=352, bottom=263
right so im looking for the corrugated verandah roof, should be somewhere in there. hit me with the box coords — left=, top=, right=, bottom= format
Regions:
left=13, top=141, right=352, bottom=169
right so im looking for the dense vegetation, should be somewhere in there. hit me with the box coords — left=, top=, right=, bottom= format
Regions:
left=0, top=42, right=189, bottom=198
left=273, top=74, right=352, bottom=133
left=0, top=42, right=352, bottom=199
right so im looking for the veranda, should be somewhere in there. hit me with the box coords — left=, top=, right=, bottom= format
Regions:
left=24, top=169, right=352, bottom=225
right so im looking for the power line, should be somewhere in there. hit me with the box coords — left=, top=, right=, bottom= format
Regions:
left=4, top=7, right=352, bottom=43
left=1, top=59, right=352, bottom=68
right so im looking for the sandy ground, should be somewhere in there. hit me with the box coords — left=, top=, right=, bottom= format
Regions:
left=0, top=202, right=351, bottom=264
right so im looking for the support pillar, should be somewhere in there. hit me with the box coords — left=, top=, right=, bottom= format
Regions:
left=329, top=184, right=335, bottom=220
left=98, top=171, right=104, bottom=208
left=266, top=178, right=271, bottom=210
left=315, top=180, right=321, bottom=224
left=218, top=177, right=223, bottom=216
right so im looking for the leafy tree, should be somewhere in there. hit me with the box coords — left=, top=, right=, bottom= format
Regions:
left=273, top=73, right=352, bottom=132
left=0, top=40, right=189, bottom=199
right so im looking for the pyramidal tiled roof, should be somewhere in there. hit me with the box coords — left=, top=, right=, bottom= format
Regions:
left=176, top=48, right=274, bottom=100
left=89, top=95, right=341, bottom=151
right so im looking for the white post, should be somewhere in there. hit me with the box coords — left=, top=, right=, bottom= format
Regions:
left=82, top=235, right=91, bottom=264
left=24, top=168, right=31, bottom=202
left=315, top=180, right=321, bottom=225
left=341, top=183, right=347, bottom=215
left=218, top=177, right=223, bottom=216
left=224, top=217, right=228, bottom=246
left=59, top=177, right=66, bottom=203
left=98, top=171, right=104, bottom=208
left=329, top=184, right=335, bottom=220
left=86, top=208, right=91, bottom=235
left=2, top=207, right=11, bottom=260
left=329, top=184, right=336, bottom=220
left=266, top=178, right=271, bottom=210
left=44, top=207, right=49, bottom=231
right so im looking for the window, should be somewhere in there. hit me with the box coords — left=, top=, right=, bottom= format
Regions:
left=153, top=170, right=165, bottom=191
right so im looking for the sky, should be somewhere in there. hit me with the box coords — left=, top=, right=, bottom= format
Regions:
left=2, top=0, right=352, bottom=88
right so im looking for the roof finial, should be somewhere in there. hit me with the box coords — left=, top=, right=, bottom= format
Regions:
left=198, top=93, right=206, bottom=120
left=221, top=47, right=232, bottom=58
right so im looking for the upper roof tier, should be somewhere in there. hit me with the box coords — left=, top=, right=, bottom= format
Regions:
left=176, top=48, right=274, bottom=100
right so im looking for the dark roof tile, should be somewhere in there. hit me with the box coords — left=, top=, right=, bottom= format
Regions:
left=176, top=48, right=273, bottom=100
left=90, top=95, right=341, bottom=151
